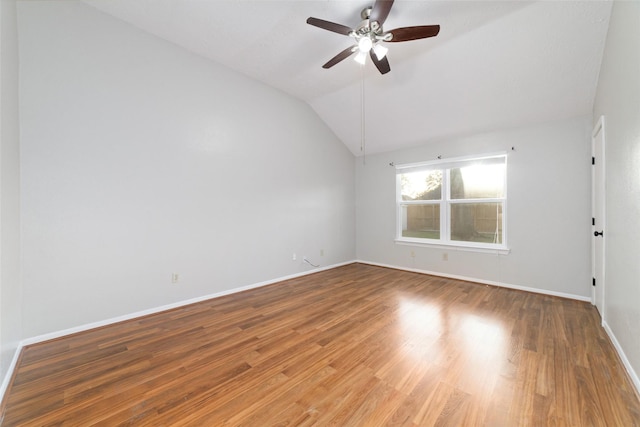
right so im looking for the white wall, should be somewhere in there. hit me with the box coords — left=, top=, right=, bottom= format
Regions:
left=0, top=0, right=22, bottom=386
left=593, top=1, right=640, bottom=389
left=356, top=117, right=592, bottom=298
left=18, top=1, right=355, bottom=338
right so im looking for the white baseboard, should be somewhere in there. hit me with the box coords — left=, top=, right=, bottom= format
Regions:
left=1, top=260, right=355, bottom=405
left=21, top=260, right=355, bottom=347
left=602, top=321, right=640, bottom=398
left=356, top=260, right=592, bottom=302
left=0, top=342, right=23, bottom=407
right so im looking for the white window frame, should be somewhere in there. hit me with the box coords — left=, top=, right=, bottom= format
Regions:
left=395, top=153, right=509, bottom=254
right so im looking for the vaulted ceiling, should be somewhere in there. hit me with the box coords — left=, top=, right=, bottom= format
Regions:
left=83, top=0, right=612, bottom=156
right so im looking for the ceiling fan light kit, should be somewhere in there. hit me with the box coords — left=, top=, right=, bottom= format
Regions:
left=306, top=0, right=440, bottom=75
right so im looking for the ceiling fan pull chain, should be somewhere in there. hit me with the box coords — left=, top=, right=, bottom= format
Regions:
left=361, top=65, right=366, bottom=165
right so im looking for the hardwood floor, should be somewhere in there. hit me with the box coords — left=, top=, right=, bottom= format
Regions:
left=2, top=263, right=640, bottom=426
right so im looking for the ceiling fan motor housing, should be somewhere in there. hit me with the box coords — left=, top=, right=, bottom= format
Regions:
left=360, top=7, right=373, bottom=20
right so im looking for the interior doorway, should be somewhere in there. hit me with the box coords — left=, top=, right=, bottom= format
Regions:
left=592, top=116, right=605, bottom=321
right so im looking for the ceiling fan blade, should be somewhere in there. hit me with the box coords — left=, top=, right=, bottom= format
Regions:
left=370, top=50, right=391, bottom=75
left=323, top=46, right=357, bottom=69
left=369, top=0, right=394, bottom=26
left=307, top=17, right=353, bottom=36
left=387, top=25, right=440, bottom=42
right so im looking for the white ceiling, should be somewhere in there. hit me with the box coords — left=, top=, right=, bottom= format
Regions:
left=83, top=0, right=612, bottom=156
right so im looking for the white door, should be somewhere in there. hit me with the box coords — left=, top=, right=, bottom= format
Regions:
left=592, top=116, right=605, bottom=320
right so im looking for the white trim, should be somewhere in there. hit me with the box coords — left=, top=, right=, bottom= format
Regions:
left=395, top=239, right=510, bottom=255
left=20, top=260, right=354, bottom=347
left=356, top=260, right=591, bottom=302
left=0, top=260, right=355, bottom=404
left=591, top=115, right=606, bottom=318
left=603, top=321, right=640, bottom=397
left=0, top=342, right=23, bottom=404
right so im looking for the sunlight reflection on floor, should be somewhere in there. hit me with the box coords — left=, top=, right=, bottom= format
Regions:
left=397, top=297, right=507, bottom=393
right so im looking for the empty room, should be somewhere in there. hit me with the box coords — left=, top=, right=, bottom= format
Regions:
left=1, top=0, right=639, bottom=425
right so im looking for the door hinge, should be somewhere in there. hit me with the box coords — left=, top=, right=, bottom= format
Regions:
left=593, top=277, right=596, bottom=287
left=592, top=157, right=595, bottom=165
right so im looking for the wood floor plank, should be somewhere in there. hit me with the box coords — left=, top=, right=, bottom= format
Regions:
left=2, top=263, right=639, bottom=426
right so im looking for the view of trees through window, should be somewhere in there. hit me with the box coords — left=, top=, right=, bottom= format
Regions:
left=398, top=157, right=506, bottom=247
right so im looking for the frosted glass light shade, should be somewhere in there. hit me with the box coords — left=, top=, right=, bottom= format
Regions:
left=373, top=44, right=388, bottom=60
left=358, top=37, right=373, bottom=52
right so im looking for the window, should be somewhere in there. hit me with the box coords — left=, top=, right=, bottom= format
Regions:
left=396, top=154, right=507, bottom=251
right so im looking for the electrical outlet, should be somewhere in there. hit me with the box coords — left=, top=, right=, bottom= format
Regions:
left=171, top=273, right=180, bottom=284
left=320, top=249, right=324, bottom=257
left=292, top=253, right=297, bottom=261
left=442, top=253, right=448, bottom=261
left=410, top=250, right=415, bottom=258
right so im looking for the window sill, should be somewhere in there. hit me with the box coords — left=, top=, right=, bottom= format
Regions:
left=395, top=238, right=511, bottom=255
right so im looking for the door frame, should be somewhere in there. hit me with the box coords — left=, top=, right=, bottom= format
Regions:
left=592, top=115, right=606, bottom=321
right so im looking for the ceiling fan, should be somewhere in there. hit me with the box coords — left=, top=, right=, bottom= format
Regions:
left=306, top=0, right=440, bottom=75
